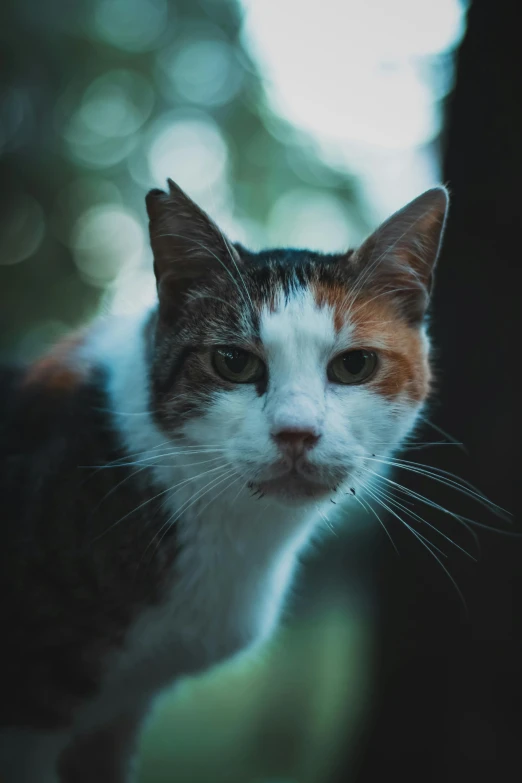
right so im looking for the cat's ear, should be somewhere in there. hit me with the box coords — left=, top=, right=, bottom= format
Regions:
left=352, top=187, right=449, bottom=322
left=146, top=178, right=240, bottom=316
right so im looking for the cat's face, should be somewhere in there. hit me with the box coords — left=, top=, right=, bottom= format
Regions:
left=145, top=180, right=448, bottom=505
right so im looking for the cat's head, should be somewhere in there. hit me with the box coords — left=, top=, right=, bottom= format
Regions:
left=144, top=179, right=448, bottom=506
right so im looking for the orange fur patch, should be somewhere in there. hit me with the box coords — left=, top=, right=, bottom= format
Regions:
left=350, top=299, right=430, bottom=402
left=22, top=332, right=90, bottom=392
left=312, top=283, right=430, bottom=402
left=311, top=282, right=348, bottom=332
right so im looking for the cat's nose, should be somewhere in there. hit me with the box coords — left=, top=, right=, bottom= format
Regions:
left=272, top=427, right=321, bottom=458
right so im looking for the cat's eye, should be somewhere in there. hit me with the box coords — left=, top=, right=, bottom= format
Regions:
left=327, top=350, right=378, bottom=385
left=212, top=347, right=265, bottom=384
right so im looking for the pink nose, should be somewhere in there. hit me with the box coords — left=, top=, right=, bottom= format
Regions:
left=272, top=427, right=321, bottom=458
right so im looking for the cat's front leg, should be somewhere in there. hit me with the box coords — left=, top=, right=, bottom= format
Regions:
left=58, top=710, right=146, bottom=783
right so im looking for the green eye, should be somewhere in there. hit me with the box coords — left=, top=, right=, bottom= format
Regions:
left=212, top=347, right=265, bottom=384
left=328, top=350, right=378, bottom=385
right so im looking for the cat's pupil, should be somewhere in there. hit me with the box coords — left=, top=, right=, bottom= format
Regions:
left=343, top=350, right=367, bottom=375
left=223, top=349, right=248, bottom=374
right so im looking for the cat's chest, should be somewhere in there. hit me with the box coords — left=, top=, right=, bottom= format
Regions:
left=76, top=522, right=299, bottom=730
left=115, top=557, right=262, bottom=679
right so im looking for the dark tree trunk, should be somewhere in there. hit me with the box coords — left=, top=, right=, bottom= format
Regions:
left=343, top=1, right=521, bottom=780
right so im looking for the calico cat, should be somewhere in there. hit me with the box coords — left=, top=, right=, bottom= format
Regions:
left=0, top=179, right=448, bottom=782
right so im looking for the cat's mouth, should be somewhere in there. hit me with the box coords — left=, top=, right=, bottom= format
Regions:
left=250, top=466, right=338, bottom=502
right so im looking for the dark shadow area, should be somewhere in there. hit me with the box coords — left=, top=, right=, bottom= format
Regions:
left=349, top=0, right=521, bottom=780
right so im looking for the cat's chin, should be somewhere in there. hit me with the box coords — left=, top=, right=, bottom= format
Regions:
left=253, top=473, right=333, bottom=504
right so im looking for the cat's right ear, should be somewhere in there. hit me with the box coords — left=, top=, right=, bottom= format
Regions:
left=146, top=179, right=240, bottom=317
left=351, top=187, right=449, bottom=323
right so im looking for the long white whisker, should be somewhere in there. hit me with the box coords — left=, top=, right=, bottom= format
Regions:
left=166, top=466, right=238, bottom=525
left=366, top=456, right=510, bottom=519
left=367, top=469, right=515, bottom=547
left=353, top=493, right=399, bottom=554
left=317, top=506, right=338, bottom=536
left=82, top=449, right=228, bottom=471
left=364, top=484, right=468, bottom=613
left=145, top=467, right=238, bottom=560
left=192, top=471, right=243, bottom=526
left=368, top=475, right=477, bottom=561
left=90, top=466, right=149, bottom=517
left=217, top=224, right=255, bottom=316
left=417, top=414, right=468, bottom=453
left=365, top=484, right=448, bottom=559
left=89, top=453, right=227, bottom=470
left=91, top=462, right=231, bottom=543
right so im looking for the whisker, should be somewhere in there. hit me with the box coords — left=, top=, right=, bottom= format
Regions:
left=367, top=474, right=477, bottom=561
left=367, top=469, right=516, bottom=545
left=217, top=224, right=256, bottom=316
left=317, top=507, right=338, bottom=536
left=417, top=414, right=468, bottom=453
left=77, top=439, right=175, bottom=482
left=145, top=467, right=238, bottom=560
left=91, top=462, right=231, bottom=543
left=402, top=441, right=464, bottom=451
left=365, top=484, right=448, bottom=559
left=364, top=483, right=469, bottom=613
left=89, top=465, right=149, bottom=518
left=192, top=471, right=243, bottom=527
left=353, top=493, right=399, bottom=554
left=365, top=455, right=511, bottom=520
left=228, top=475, right=250, bottom=507
left=81, top=450, right=227, bottom=470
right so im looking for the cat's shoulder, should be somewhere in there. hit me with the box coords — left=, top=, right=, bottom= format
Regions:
left=0, top=330, right=112, bottom=457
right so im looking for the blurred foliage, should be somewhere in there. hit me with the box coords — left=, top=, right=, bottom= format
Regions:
left=0, top=1, right=373, bottom=780
left=137, top=605, right=370, bottom=783
left=0, top=0, right=365, bottom=362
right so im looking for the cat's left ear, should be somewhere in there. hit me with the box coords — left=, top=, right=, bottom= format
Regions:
left=146, top=178, right=240, bottom=317
left=352, top=186, right=449, bottom=322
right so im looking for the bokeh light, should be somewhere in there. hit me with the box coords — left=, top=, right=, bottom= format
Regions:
left=268, top=189, right=361, bottom=250
left=241, top=0, right=466, bottom=218
left=61, top=71, right=153, bottom=169
left=79, top=71, right=154, bottom=139
left=50, top=177, right=122, bottom=245
left=147, top=112, right=229, bottom=195
left=15, top=319, right=69, bottom=362
left=241, top=0, right=465, bottom=148
left=0, top=192, right=45, bottom=266
left=0, top=87, right=34, bottom=153
left=72, top=205, right=145, bottom=287
left=92, top=0, right=169, bottom=52
left=159, top=38, right=243, bottom=107
left=105, top=267, right=158, bottom=315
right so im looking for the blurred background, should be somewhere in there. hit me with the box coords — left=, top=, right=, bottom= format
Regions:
left=0, top=0, right=519, bottom=781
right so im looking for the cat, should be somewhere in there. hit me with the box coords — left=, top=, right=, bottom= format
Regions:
left=0, top=178, right=448, bottom=782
